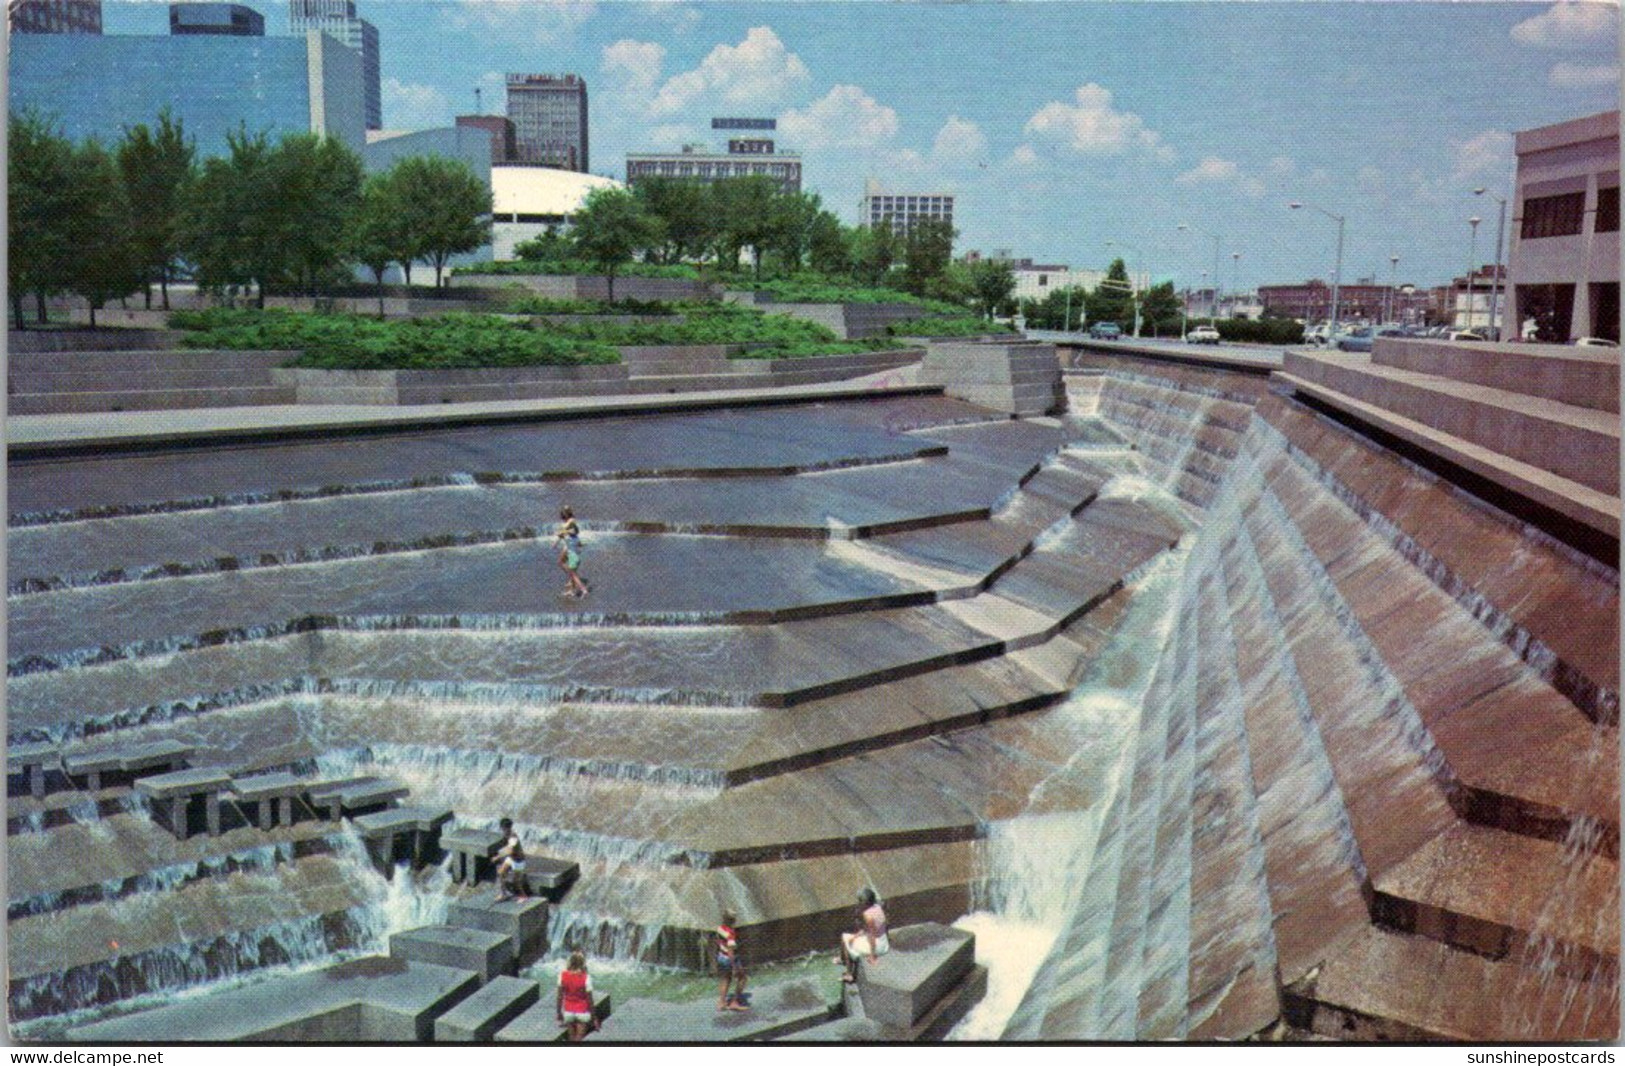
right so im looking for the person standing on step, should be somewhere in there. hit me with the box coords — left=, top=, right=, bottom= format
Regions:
left=714, top=911, right=749, bottom=1011
left=494, top=817, right=527, bottom=901
left=555, top=506, right=590, bottom=600
left=556, top=951, right=596, bottom=1041
left=839, top=887, right=889, bottom=983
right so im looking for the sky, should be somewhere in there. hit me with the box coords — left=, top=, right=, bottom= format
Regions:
left=104, top=0, right=1620, bottom=290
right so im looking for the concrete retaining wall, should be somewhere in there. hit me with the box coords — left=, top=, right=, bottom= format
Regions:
left=1373, top=337, right=1620, bottom=414
left=449, top=274, right=718, bottom=303
left=270, top=364, right=632, bottom=406
left=9, top=329, right=186, bottom=353
left=918, top=340, right=1062, bottom=415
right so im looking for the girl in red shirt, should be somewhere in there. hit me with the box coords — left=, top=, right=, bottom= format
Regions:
left=556, top=951, right=595, bottom=1040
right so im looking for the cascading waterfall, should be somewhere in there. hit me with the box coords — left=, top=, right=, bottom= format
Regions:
left=950, top=541, right=1193, bottom=1040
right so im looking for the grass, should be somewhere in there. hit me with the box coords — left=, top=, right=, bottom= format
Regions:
left=170, top=308, right=620, bottom=369
left=737, top=275, right=966, bottom=315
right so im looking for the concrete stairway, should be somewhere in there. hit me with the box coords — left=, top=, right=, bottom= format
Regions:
left=9, top=348, right=298, bottom=415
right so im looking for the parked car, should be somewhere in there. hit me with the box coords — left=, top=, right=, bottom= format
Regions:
left=1303, top=324, right=1331, bottom=347
left=1335, top=327, right=1374, bottom=352
left=1575, top=336, right=1620, bottom=348
left=1446, top=330, right=1486, bottom=342
left=1185, top=324, right=1221, bottom=345
left=1089, top=322, right=1122, bottom=340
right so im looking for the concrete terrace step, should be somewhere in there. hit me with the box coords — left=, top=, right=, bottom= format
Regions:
left=1273, top=371, right=1619, bottom=538
left=69, top=956, right=484, bottom=1042
left=6, top=348, right=294, bottom=370
left=1288, top=927, right=1617, bottom=1042
left=1372, top=822, right=1619, bottom=977
left=9, top=386, right=299, bottom=416
left=434, top=975, right=540, bottom=1041
left=1281, top=350, right=1619, bottom=496
left=389, top=925, right=515, bottom=984
left=591, top=978, right=834, bottom=1042
left=1372, top=337, right=1619, bottom=414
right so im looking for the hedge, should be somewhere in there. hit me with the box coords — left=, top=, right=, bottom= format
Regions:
left=1214, top=317, right=1304, bottom=345
left=451, top=259, right=701, bottom=279
left=886, top=316, right=1015, bottom=337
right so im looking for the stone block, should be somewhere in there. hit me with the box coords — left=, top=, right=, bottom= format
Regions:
left=434, top=976, right=540, bottom=1041
left=855, top=923, right=975, bottom=1029
left=446, top=890, right=551, bottom=957
left=524, top=856, right=580, bottom=899
left=593, top=979, right=832, bottom=1042
left=389, top=925, right=515, bottom=985
left=495, top=991, right=611, bottom=1041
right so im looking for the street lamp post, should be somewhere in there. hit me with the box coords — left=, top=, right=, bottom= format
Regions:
left=1105, top=239, right=1144, bottom=337
left=1289, top=202, right=1346, bottom=340
left=1230, top=251, right=1241, bottom=318
left=1176, top=223, right=1222, bottom=325
left=1475, top=187, right=1508, bottom=339
left=1387, top=254, right=1400, bottom=325
left=1465, top=216, right=1482, bottom=331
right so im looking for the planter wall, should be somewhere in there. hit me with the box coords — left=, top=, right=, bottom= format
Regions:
left=918, top=340, right=1062, bottom=416
left=449, top=275, right=718, bottom=303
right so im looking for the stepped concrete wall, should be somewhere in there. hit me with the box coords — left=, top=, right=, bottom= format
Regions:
left=448, top=275, right=719, bottom=303
left=918, top=340, right=1062, bottom=415
left=1373, top=338, right=1619, bottom=414
left=9, top=329, right=185, bottom=353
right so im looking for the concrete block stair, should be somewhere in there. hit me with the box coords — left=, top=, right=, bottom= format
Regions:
left=433, top=975, right=539, bottom=1041
left=389, top=925, right=515, bottom=984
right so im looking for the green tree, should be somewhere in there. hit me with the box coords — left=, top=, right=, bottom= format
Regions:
left=902, top=218, right=955, bottom=296
left=570, top=186, right=660, bottom=302
left=67, top=139, right=145, bottom=326
left=850, top=220, right=899, bottom=286
left=513, top=225, right=572, bottom=265
left=264, top=133, right=364, bottom=295
left=767, top=190, right=823, bottom=273
left=392, top=154, right=492, bottom=288
left=183, top=128, right=270, bottom=304
left=8, top=110, right=77, bottom=327
left=116, top=109, right=196, bottom=310
left=967, top=258, right=1015, bottom=318
left=1139, top=280, right=1182, bottom=336
left=1086, top=257, right=1135, bottom=330
left=350, top=170, right=413, bottom=315
left=711, top=175, right=782, bottom=279
left=807, top=211, right=851, bottom=276
left=632, top=177, right=713, bottom=264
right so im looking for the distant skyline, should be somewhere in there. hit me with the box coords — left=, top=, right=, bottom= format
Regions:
left=99, top=1, right=1619, bottom=289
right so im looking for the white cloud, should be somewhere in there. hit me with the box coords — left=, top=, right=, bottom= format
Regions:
left=602, top=39, right=666, bottom=94
left=448, top=0, right=597, bottom=45
left=1549, top=60, right=1621, bottom=86
left=1008, top=144, right=1040, bottom=168
left=1450, top=130, right=1514, bottom=180
left=1024, top=83, right=1172, bottom=160
left=1510, top=2, right=1619, bottom=49
left=931, top=115, right=987, bottom=167
left=381, top=78, right=451, bottom=129
left=1175, top=155, right=1265, bottom=198
left=648, top=26, right=810, bottom=118
left=779, top=84, right=898, bottom=149
left=1175, top=156, right=1240, bottom=184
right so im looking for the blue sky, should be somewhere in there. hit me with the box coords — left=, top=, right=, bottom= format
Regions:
left=105, top=1, right=1619, bottom=289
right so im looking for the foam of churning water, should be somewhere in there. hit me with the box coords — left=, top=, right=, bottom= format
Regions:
left=950, top=546, right=1191, bottom=1040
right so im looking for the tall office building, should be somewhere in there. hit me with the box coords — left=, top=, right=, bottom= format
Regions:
left=287, top=0, right=380, bottom=130
left=456, top=114, right=517, bottom=165
left=8, top=0, right=101, bottom=33
left=505, top=74, right=588, bottom=171
left=860, top=179, right=954, bottom=236
left=625, top=117, right=800, bottom=192
left=169, top=2, right=264, bottom=35
left=10, top=30, right=366, bottom=157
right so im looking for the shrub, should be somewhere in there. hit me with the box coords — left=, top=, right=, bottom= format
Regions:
left=740, top=274, right=966, bottom=314
left=172, top=308, right=620, bottom=369
left=502, top=294, right=683, bottom=316
left=551, top=306, right=840, bottom=347
left=730, top=339, right=913, bottom=360
left=886, top=316, right=1015, bottom=337
left=1214, top=317, right=1304, bottom=345
left=451, top=259, right=700, bottom=279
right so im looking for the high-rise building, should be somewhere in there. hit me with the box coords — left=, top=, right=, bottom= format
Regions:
left=9, top=30, right=366, bottom=157
left=505, top=74, right=589, bottom=171
left=860, top=180, right=954, bottom=236
left=287, top=0, right=380, bottom=130
left=626, top=117, right=800, bottom=192
left=456, top=113, right=517, bottom=166
left=169, top=2, right=264, bottom=35
left=8, top=0, right=101, bottom=33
